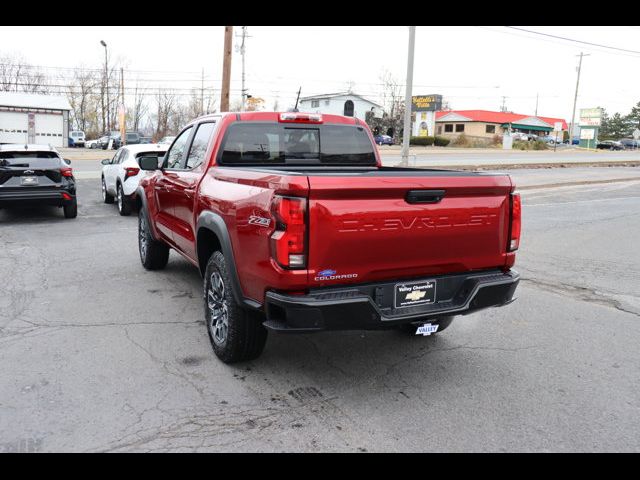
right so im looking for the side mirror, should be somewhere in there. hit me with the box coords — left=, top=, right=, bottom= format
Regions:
left=139, top=156, right=160, bottom=171
left=63, top=158, right=71, bottom=165
left=101, top=158, right=110, bottom=165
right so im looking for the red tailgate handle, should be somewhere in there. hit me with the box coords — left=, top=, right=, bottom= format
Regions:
left=405, top=189, right=445, bottom=204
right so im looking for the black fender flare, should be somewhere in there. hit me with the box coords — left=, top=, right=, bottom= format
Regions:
left=196, top=210, right=261, bottom=310
left=135, top=186, right=160, bottom=241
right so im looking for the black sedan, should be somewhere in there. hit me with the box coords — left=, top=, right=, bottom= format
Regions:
left=596, top=140, right=624, bottom=150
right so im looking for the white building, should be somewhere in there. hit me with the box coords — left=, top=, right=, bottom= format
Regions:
left=298, top=92, right=383, bottom=121
left=0, top=92, right=72, bottom=147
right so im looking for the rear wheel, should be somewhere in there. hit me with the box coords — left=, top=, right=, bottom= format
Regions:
left=117, top=183, right=132, bottom=216
left=102, top=177, right=114, bottom=204
left=138, top=208, right=169, bottom=270
left=204, top=251, right=268, bottom=363
left=396, top=316, right=454, bottom=335
left=63, top=198, right=77, bottom=219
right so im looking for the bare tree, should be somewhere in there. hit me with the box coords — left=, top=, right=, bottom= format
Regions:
left=128, top=82, right=148, bottom=132
left=0, top=53, right=50, bottom=93
left=66, top=67, right=99, bottom=134
left=154, top=91, right=176, bottom=141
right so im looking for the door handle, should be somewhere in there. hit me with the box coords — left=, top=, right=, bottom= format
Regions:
left=405, top=189, right=446, bottom=204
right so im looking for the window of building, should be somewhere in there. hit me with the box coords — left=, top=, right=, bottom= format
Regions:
left=324, top=100, right=330, bottom=105
left=455, top=124, right=465, bottom=133
left=311, top=100, right=319, bottom=108
left=444, top=124, right=453, bottom=133
left=486, top=124, right=496, bottom=134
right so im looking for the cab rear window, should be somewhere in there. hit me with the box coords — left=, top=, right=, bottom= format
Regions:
left=218, top=123, right=377, bottom=166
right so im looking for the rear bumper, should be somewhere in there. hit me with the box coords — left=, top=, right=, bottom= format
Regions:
left=0, top=188, right=75, bottom=206
left=264, top=269, right=519, bottom=332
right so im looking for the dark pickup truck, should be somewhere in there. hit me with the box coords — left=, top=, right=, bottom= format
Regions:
left=136, top=112, right=521, bottom=363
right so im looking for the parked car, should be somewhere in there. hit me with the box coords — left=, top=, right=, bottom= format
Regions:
left=85, top=138, right=102, bottom=149
left=511, top=132, right=529, bottom=141
left=0, top=144, right=77, bottom=218
left=596, top=140, right=624, bottom=150
left=158, top=135, right=176, bottom=145
left=374, top=134, right=394, bottom=145
left=139, top=136, right=152, bottom=144
left=68, top=137, right=75, bottom=148
left=135, top=111, right=521, bottom=363
left=101, top=143, right=168, bottom=216
left=70, top=130, right=85, bottom=148
left=619, top=138, right=640, bottom=149
left=538, top=135, right=567, bottom=145
left=112, top=132, right=144, bottom=149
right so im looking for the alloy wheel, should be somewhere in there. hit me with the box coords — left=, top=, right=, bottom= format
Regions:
left=207, top=271, right=229, bottom=345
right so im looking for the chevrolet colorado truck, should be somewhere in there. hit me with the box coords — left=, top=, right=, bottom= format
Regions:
left=136, top=112, right=521, bottom=363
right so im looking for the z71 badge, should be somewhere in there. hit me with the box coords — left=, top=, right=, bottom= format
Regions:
left=248, top=215, right=271, bottom=227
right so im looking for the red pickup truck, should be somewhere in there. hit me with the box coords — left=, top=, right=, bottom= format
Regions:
left=136, top=111, right=520, bottom=363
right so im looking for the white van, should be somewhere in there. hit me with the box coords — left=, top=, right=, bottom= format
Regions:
left=70, top=130, right=85, bottom=147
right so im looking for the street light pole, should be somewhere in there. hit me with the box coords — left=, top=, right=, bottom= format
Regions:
left=100, top=40, right=109, bottom=133
left=401, top=26, right=416, bottom=166
left=569, top=52, right=589, bottom=144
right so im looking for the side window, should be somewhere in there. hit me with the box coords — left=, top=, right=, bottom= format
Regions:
left=111, top=150, right=122, bottom=164
left=186, top=122, right=216, bottom=169
left=117, top=149, right=128, bottom=164
left=164, top=127, right=192, bottom=169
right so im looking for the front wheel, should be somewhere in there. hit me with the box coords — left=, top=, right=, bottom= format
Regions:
left=138, top=208, right=169, bottom=270
left=204, top=251, right=268, bottom=363
left=396, top=316, right=454, bottom=335
left=117, top=183, right=132, bottom=216
left=102, top=177, right=114, bottom=204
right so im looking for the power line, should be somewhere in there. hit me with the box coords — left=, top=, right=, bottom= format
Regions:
left=503, top=26, right=640, bottom=55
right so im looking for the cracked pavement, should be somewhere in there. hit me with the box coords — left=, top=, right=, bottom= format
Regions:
left=1, top=171, right=639, bottom=452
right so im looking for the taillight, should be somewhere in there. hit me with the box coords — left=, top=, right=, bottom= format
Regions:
left=60, top=167, right=73, bottom=177
left=124, top=167, right=140, bottom=180
left=279, top=113, right=323, bottom=123
left=270, top=195, right=307, bottom=269
left=509, top=193, right=521, bottom=251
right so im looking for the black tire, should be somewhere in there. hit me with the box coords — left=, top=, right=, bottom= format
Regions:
left=63, top=198, right=77, bottom=219
left=138, top=208, right=169, bottom=270
left=116, top=183, right=132, bottom=216
left=102, top=177, right=114, bottom=204
left=396, top=316, right=454, bottom=335
left=204, top=251, right=268, bottom=363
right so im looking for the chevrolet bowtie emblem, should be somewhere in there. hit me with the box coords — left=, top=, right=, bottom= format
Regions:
left=406, top=290, right=426, bottom=301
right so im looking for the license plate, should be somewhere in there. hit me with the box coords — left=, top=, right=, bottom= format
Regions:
left=21, top=176, right=38, bottom=185
left=394, top=279, right=436, bottom=308
left=416, top=323, right=438, bottom=336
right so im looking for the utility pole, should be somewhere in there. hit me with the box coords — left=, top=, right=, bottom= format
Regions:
left=569, top=52, right=589, bottom=143
left=236, top=26, right=250, bottom=111
left=120, top=67, right=125, bottom=145
left=221, top=26, right=233, bottom=112
left=535, top=92, right=539, bottom=116
left=501, top=96, right=507, bottom=112
left=100, top=40, right=108, bottom=133
left=401, top=26, right=416, bottom=167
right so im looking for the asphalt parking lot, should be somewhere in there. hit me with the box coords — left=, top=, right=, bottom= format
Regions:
left=1, top=170, right=639, bottom=452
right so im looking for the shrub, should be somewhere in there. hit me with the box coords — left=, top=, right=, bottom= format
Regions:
left=451, top=133, right=470, bottom=147
left=513, top=140, right=549, bottom=150
left=410, top=136, right=434, bottom=146
left=434, top=136, right=450, bottom=147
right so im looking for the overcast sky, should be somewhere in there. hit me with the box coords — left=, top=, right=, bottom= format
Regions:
left=3, top=25, right=640, bottom=122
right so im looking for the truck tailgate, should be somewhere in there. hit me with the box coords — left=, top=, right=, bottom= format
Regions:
left=307, top=173, right=513, bottom=286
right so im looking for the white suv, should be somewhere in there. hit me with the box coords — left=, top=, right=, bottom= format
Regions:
left=101, top=144, right=167, bottom=215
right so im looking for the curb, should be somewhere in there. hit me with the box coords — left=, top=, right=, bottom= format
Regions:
left=519, top=177, right=640, bottom=190
left=401, top=161, right=640, bottom=170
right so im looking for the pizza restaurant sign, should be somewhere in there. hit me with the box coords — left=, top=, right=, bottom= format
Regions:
left=411, top=95, right=443, bottom=112
left=579, top=108, right=602, bottom=126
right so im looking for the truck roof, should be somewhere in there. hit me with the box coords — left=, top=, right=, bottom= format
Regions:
left=189, top=111, right=360, bottom=126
